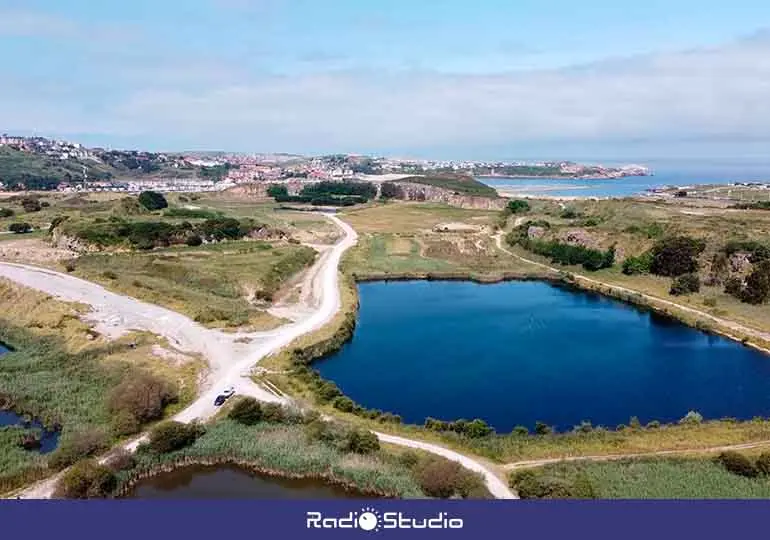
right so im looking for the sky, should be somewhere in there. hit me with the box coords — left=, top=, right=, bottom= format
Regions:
left=2, top=0, right=770, bottom=161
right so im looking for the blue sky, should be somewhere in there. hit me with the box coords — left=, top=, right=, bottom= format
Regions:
left=3, top=0, right=770, bottom=160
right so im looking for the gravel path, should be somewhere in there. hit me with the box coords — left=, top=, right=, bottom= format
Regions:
left=7, top=214, right=516, bottom=500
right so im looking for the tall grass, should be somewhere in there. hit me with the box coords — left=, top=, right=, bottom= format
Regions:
left=519, top=458, right=770, bottom=498
left=119, top=420, right=424, bottom=498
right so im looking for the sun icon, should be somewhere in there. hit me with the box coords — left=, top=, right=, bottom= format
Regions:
left=357, top=507, right=382, bottom=532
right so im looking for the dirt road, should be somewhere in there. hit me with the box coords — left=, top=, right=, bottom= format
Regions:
left=7, top=214, right=516, bottom=500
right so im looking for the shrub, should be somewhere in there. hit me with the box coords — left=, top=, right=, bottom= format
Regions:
left=679, top=410, right=703, bottom=425
left=138, top=191, right=168, bottom=211
left=534, top=421, right=552, bottom=435
left=510, top=470, right=590, bottom=499
left=650, top=236, right=706, bottom=277
left=332, top=396, right=355, bottom=413
left=185, top=234, right=203, bottom=247
left=261, top=403, right=289, bottom=424
left=715, top=451, right=758, bottom=478
left=414, top=459, right=463, bottom=499
left=398, top=451, right=421, bottom=468
left=724, top=276, right=744, bottom=297
left=380, top=182, right=404, bottom=199
left=756, top=453, right=770, bottom=476
left=622, top=252, right=653, bottom=275
left=105, top=450, right=136, bottom=472
left=102, top=270, right=118, bottom=280
left=560, top=208, right=580, bottom=219
left=507, top=200, right=531, bottom=214
left=228, top=397, right=263, bottom=425
left=48, top=429, right=109, bottom=471
left=0, top=207, right=14, bottom=218
left=629, top=416, right=642, bottom=430
left=343, top=428, right=380, bottom=455
left=8, top=222, right=32, bottom=234
left=646, top=420, right=661, bottom=429
left=519, top=238, right=615, bottom=271
left=148, top=421, right=204, bottom=454
left=574, top=421, right=594, bottom=433
left=741, top=260, right=770, bottom=305
left=55, top=460, right=116, bottom=499
left=21, top=198, right=42, bottom=212
left=512, top=426, right=529, bottom=436
left=107, top=372, right=178, bottom=430
left=670, top=273, right=701, bottom=296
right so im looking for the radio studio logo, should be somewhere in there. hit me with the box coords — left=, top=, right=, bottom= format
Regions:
left=306, top=506, right=464, bottom=532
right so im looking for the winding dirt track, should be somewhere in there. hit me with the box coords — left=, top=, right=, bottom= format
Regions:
left=4, top=214, right=516, bottom=499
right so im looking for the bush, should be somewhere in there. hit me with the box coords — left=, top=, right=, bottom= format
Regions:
left=414, top=459, right=463, bottom=499
left=0, top=207, right=14, bottom=218
left=185, top=234, right=203, bottom=247
left=560, top=208, right=580, bottom=219
left=138, top=191, right=168, bottom=211
left=670, top=273, right=701, bottom=296
left=55, top=460, right=116, bottom=499
left=741, top=260, right=770, bottom=305
left=148, top=421, right=204, bottom=454
left=343, top=429, right=380, bottom=455
left=507, top=200, right=531, bottom=214
left=228, top=397, right=263, bottom=425
left=332, top=396, right=355, bottom=413
left=48, top=429, right=109, bottom=471
left=534, top=421, right=552, bottom=435
left=724, top=276, right=744, bottom=298
left=520, top=238, right=614, bottom=271
left=8, top=222, right=32, bottom=234
left=650, top=236, right=706, bottom=277
left=261, top=403, right=289, bottom=424
left=622, top=252, right=653, bottom=275
left=107, top=372, right=178, bottom=432
left=679, top=410, right=703, bottom=425
left=510, top=470, right=590, bottom=499
left=715, top=451, right=758, bottom=478
left=105, top=450, right=136, bottom=472
left=756, top=453, right=770, bottom=476
left=21, top=198, right=42, bottom=212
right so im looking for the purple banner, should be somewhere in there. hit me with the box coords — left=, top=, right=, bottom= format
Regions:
left=0, top=500, right=762, bottom=539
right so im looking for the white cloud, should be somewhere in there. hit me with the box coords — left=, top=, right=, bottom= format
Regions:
left=4, top=30, right=770, bottom=155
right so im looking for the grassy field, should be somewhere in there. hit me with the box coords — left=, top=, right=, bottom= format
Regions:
left=341, top=202, right=539, bottom=278
left=71, top=241, right=317, bottom=329
left=0, top=278, right=201, bottom=493
left=511, top=457, right=770, bottom=498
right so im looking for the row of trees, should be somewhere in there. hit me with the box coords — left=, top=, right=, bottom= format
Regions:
left=268, top=181, right=377, bottom=206
left=521, top=238, right=615, bottom=271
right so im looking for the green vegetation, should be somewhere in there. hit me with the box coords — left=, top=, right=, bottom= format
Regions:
left=269, top=181, right=377, bottom=206
left=107, top=373, right=178, bottom=437
left=396, top=174, right=498, bottom=198
left=512, top=236, right=615, bottom=271
left=424, top=417, right=494, bottom=438
left=670, top=273, right=701, bottom=296
left=622, top=251, right=653, bottom=275
left=511, top=452, right=770, bottom=499
left=8, top=222, right=32, bottom=234
left=147, top=421, right=205, bottom=454
left=137, top=191, right=168, bottom=211
left=507, top=200, right=531, bottom=214
left=72, top=241, right=316, bottom=328
left=0, top=147, right=112, bottom=190
left=650, top=236, right=706, bottom=277
left=163, top=207, right=223, bottom=220
left=733, top=201, right=770, bottom=210
left=55, top=459, right=116, bottom=499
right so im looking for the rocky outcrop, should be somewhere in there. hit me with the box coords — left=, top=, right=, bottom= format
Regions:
left=50, top=228, right=102, bottom=253
left=391, top=182, right=506, bottom=210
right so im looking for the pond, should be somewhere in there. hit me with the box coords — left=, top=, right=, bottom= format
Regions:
left=128, top=465, right=365, bottom=499
left=316, top=281, right=770, bottom=432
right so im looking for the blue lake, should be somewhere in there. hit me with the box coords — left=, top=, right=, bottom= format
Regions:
left=316, top=281, right=770, bottom=432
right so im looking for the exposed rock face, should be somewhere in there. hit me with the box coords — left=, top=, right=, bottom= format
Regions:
left=559, top=229, right=596, bottom=248
left=227, top=183, right=270, bottom=197
left=392, top=182, right=506, bottom=210
left=50, top=229, right=102, bottom=253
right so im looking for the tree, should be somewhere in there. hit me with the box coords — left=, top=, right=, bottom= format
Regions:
left=55, top=460, right=116, bottom=499
left=332, top=396, right=355, bottom=413
left=707, top=252, right=729, bottom=286
left=534, top=421, right=552, bottom=435
left=185, top=234, right=203, bottom=247
left=650, top=236, right=706, bottom=277
left=8, top=222, right=32, bottom=234
left=148, top=421, right=204, bottom=453
left=48, top=429, right=109, bottom=471
left=464, top=418, right=494, bottom=438
left=380, top=182, right=403, bottom=199
left=138, top=190, right=168, bottom=211
left=415, top=459, right=463, bottom=498
left=507, top=200, right=531, bottom=214
left=107, top=372, right=178, bottom=435
left=670, top=273, right=701, bottom=296
left=742, top=260, right=770, bottom=305
left=0, top=208, right=14, bottom=218
left=228, top=397, right=263, bottom=425
left=267, top=184, right=288, bottom=199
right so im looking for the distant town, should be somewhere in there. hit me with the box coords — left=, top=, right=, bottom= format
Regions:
left=0, top=134, right=651, bottom=194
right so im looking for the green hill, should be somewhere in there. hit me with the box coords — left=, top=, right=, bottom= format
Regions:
left=396, top=174, right=499, bottom=198
left=0, top=147, right=114, bottom=189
